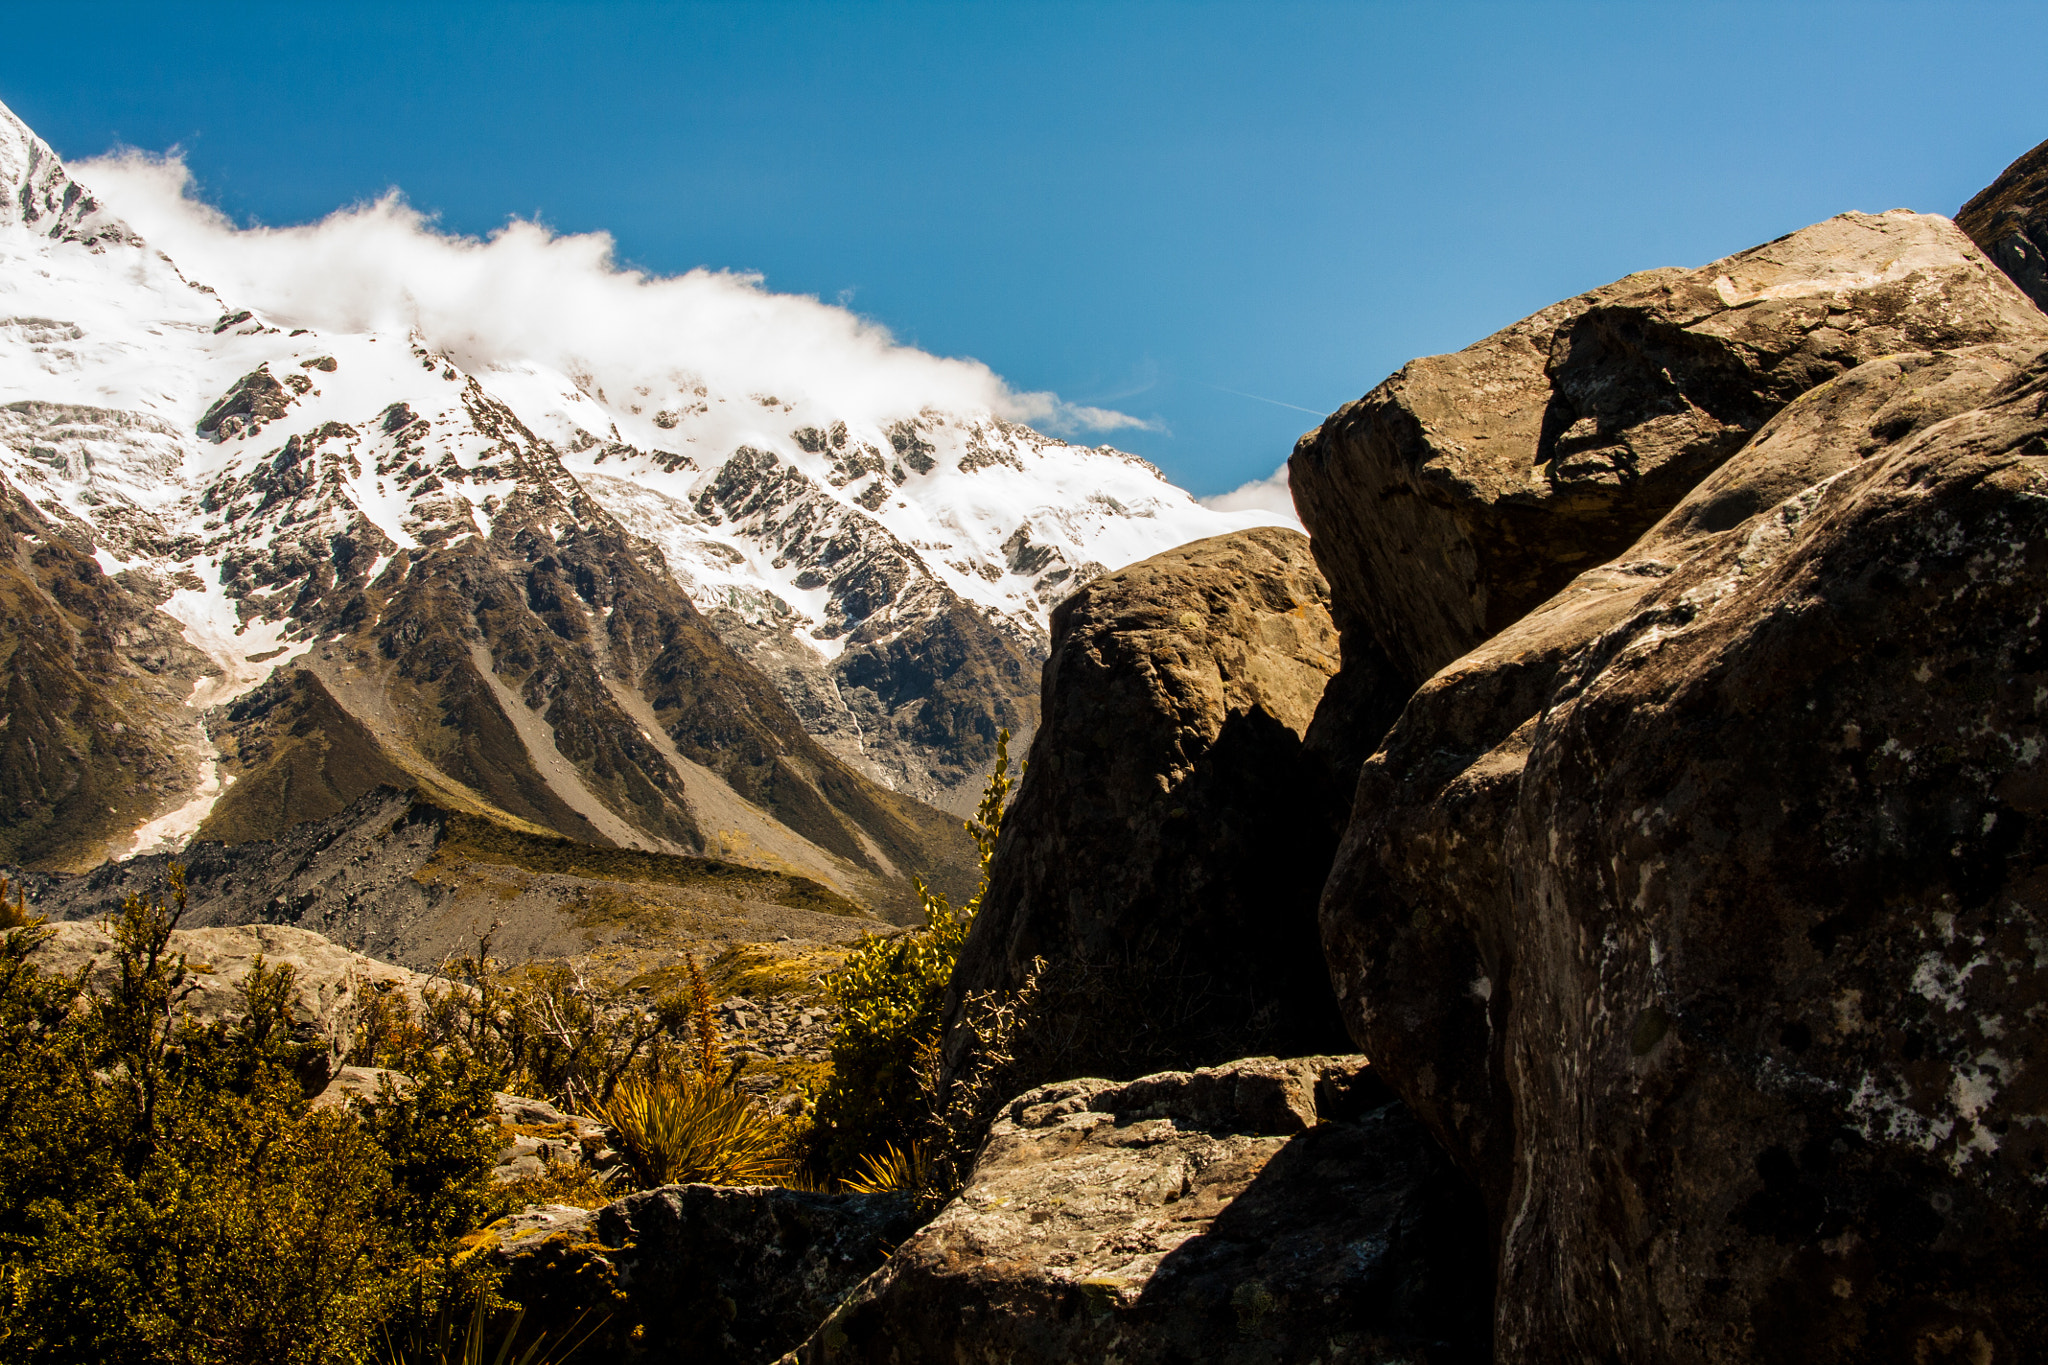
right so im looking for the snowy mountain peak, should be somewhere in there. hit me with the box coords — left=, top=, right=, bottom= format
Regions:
left=0, top=98, right=1295, bottom=872
left=0, top=100, right=136, bottom=248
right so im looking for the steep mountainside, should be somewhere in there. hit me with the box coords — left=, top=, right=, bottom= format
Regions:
left=0, top=98, right=1272, bottom=893
left=0, top=99, right=1281, bottom=827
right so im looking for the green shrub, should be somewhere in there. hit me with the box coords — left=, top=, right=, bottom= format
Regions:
left=811, top=732, right=1016, bottom=1180
left=0, top=870, right=505, bottom=1364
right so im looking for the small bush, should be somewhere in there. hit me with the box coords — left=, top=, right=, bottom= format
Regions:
left=811, top=733, right=1016, bottom=1181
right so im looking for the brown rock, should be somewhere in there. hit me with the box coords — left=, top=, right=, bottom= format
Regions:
left=945, top=527, right=1350, bottom=1088
left=1321, top=340, right=2048, bottom=1359
left=786, top=1056, right=1491, bottom=1365
left=1957, top=135, right=2048, bottom=314
left=1290, top=210, right=2048, bottom=780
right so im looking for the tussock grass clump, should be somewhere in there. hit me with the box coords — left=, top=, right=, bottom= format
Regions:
left=592, top=955, right=795, bottom=1188
left=595, top=1075, right=793, bottom=1188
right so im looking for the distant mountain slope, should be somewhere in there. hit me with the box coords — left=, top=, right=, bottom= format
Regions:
left=0, top=99, right=979, bottom=908
left=0, top=97, right=1282, bottom=880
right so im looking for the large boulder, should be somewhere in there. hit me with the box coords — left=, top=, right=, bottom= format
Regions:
left=944, top=527, right=1350, bottom=1088
left=1327, top=340, right=2045, bottom=1214
left=1321, top=339, right=2048, bottom=1360
left=1957, top=136, right=2048, bottom=315
left=490, top=1182, right=918, bottom=1364
left=1290, top=210, right=2048, bottom=780
left=787, top=1056, right=1491, bottom=1364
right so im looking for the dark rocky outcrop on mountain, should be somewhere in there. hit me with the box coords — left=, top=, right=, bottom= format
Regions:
left=491, top=1183, right=918, bottom=1365
left=1290, top=210, right=2048, bottom=786
left=709, top=595, right=1042, bottom=817
left=943, top=527, right=1350, bottom=1089
left=1958, top=136, right=2048, bottom=314
left=787, top=1056, right=1490, bottom=1364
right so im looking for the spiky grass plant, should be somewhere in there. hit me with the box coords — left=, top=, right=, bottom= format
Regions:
left=591, top=953, right=794, bottom=1187
left=840, top=1141, right=931, bottom=1196
left=382, top=1298, right=602, bottom=1365
left=595, top=1074, right=793, bottom=1187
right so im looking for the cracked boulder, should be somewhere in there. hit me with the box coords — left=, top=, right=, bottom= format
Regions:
left=786, top=1056, right=1490, bottom=1365
left=1321, top=338, right=2048, bottom=1360
left=1289, top=209, right=2048, bottom=781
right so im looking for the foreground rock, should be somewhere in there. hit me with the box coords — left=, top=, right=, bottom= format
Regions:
left=1289, top=209, right=2048, bottom=779
left=1321, top=336, right=2048, bottom=1359
left=945, top=528, right=1349, bottom=1088
left=1327, top=339, right=2045, bottom=1214
left=490, top=1183, right=918, bottom=1364
left=788, top=1056, right=1489, bottom=1364
left=1958, top=135, right=2048, bottom=314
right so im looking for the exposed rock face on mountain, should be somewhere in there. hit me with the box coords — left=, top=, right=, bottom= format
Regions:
left=16, top=785, right=888, bottom=971
left=491, top=1183, right=919, bottom=1365
left=0, top=476, right=214, bottom=866
left=787, top=1056, right=1490, bottom=1365
left=1290, top=210, right=2048, bottom=783
left=944, top=527, right=1350, bottom=1088
left=1958, top=136, right=2048, bottom=314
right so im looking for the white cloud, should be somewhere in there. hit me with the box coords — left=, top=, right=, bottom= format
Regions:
left=76, top=149, right=1147, bottom=436
left=1200, top=461, right=1301, bottom=528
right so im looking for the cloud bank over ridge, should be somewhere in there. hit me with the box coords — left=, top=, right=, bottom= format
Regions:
left=1200, top=461, right=1301, bottom=528
left=78, top=149, right=1155, bottom=439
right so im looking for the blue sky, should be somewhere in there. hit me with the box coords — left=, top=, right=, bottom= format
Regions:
left=5, top=1, right=2046, bottom=496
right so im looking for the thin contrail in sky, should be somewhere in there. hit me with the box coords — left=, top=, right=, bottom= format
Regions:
left=1202, top=383, right=1328, bottom=416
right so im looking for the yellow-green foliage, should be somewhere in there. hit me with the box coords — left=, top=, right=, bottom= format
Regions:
left=590, top=955, right=794, bottom=1188
left=811, top=733, right=1014, bottom=1178
left=594, top=1075, right=794, bottom=1188
left=356, top=938, right=693, bottom=1114
left=0, top=870, right=506, bottom=1365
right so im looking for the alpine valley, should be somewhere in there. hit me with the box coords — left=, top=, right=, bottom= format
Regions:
left=0, top=98, right=1284, bottom=924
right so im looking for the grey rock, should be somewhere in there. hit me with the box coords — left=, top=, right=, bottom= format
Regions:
left=1321, top=339, right=2048, bottom=1359
left=26, top=919, right=428, bottom=1055
left=786, top=1056, right=1490, bottom=1364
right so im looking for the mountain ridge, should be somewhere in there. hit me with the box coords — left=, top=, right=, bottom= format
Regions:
left=0, top=98, right=1275, bottom=899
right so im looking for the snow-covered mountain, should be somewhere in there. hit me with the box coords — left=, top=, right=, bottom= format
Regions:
left=0, top=98, right=1289, bottom=885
